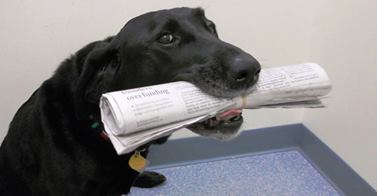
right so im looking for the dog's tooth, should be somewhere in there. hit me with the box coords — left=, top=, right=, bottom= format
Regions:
left=207, top=119, right=212, bottom=127
left=209, top=119, right=215, bottom=127
left=230, top=115, right=241, bottom=122
left=204, top=119, right=209, bottom=125
left=208, top=118, right=220, bottom=127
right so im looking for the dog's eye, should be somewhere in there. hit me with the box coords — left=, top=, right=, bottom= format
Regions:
left=158, top=33, right=175, bottom=45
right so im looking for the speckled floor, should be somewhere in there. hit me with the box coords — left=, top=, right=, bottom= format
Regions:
left=130, top=150, right=340, bottom=196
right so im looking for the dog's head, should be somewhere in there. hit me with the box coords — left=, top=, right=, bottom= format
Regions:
left=75, top=7, right=261, bottom=140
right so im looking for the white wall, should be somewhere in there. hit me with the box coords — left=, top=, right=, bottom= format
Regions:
left=303, top=0, right=377, bottom=189
left=0, top=0, right=376, bottom=189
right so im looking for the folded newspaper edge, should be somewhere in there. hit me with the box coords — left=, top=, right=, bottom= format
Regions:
left=100, top=62, right=332, bottom=155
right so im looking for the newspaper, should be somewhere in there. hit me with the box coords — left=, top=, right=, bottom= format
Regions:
left=100, top=62, right=332, bottom=155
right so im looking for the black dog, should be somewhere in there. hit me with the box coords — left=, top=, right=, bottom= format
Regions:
left=0, top=7, right=260, bottom=195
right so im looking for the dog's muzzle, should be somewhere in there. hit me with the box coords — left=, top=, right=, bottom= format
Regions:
left=184, top=51, right=261, bottom=140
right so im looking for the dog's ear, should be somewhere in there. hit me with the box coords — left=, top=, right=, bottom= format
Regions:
left=74, top=37, right=120, bottom=120
left=194, top=8, right=219, bottom=37
left=204, top=18, right=218, bottom=37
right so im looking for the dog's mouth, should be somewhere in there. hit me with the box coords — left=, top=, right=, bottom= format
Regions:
left=186, top=108, right=243, bottom=141
left=177, top=79, right=254, bottom=141
left=172, top=64, right=259, bottom=141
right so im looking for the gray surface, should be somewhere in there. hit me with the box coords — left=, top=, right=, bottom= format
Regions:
left=146, top=124, right=304, bottom=167
left=131, top=150, right=340, bottom=196
left=144, top=124, right=377, bottom=195
left=298, top=127, right=377, bottom=196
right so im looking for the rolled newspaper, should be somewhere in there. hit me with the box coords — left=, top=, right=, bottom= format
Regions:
left=100, top=62, right=331, bottom=154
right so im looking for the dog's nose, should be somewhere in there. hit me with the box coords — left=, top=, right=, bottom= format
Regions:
left=227, top=56, right=261, bottom=84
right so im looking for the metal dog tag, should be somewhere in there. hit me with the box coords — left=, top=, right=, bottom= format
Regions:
left=128, top=151, right=148, bottom=172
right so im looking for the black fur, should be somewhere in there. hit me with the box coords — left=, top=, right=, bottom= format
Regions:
left=0, top=7, right=260, bottom=195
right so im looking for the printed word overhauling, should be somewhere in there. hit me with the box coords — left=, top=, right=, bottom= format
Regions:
left=125, top=89, right=170, bottom=101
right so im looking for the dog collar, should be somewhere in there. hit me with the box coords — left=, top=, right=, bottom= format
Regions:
left=90, top=121, right=109, bottom=141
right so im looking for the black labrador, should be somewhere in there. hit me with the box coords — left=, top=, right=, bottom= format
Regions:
left=0, top=7, right=260, bottom=195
